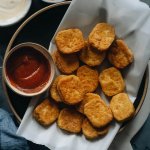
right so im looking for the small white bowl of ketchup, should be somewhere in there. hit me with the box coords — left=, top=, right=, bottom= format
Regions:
left=3, top=42, right=55, bottom=97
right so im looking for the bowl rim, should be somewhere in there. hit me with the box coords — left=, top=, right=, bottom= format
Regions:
left=0, top=0, right=32, bottom=27
left=3, top=42, right=55, bottom=97
left=41, top=0, right=65, bottom=3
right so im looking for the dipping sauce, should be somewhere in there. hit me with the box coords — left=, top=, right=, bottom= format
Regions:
left=0, top=0, right=27, bottom=22
left=6, top=47, right=51, bottom=93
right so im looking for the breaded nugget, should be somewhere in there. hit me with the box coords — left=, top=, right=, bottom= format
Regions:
left=108, top=40, right=134, bottom=69
left=89, top=23, right=115, bottom=51
left=79, top=41, right=106, bottom=66
left=99, top=67, right=125, bottom=96
left=54, top=50, right=79, bottom=74
left=57, top=108, right=84, bottom=133
left=77, top=65, right=99, bottom=93
left=82, top=118, right=109, bottom=140
left=50, top=75, right=65, bottom=102
left=55, top=28, right=85, bottom=54
left=77, top=93, right=101, bottom=114
left=33, top=98, right=59, bottom=126
left=84, top=99, right=113, bottom=128
left=57, top=75, right=84, bottom=105
left=110, top=93, right=135, bottom=122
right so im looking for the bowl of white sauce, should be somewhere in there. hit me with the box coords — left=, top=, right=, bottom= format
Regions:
left=0, top=0, right=31, bottom=27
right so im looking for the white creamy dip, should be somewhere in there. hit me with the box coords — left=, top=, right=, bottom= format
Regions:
left=0, top=0, right=31, bottom=26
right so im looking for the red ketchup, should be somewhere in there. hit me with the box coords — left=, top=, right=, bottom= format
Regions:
left=6, top=47, right=50, bottom=93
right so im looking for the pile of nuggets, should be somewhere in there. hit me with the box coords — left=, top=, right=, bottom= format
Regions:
left=33, top=23, right=135, bottom=140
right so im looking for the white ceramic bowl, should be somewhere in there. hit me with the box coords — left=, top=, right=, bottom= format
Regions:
left=0, top=0, right=32, bottom=27
left=41, top=0, right=65, bottom=4
left=3, top=42, right=55, bottom=97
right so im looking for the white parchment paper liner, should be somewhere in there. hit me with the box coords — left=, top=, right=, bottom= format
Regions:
left=17, top=0, right=150, bottom=149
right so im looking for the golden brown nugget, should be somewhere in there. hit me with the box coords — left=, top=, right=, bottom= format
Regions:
left=79, top=41, right=106, bottom=66
left=77, top=65, right=99, bottom=93
left=77, top=93, right=101, bottom=114
left=84, top=99, right=113, bottom=128
left=55, top=29, right=85, bottom=54
left=82, top=118, right=109, bottom=140
left=54, top=50, right=79, bottom=74
left=33, top=98, right=59, bottom=127
left=99, top=67, right=125, bottom=96
left=108, top=40, right=134, bottom=69
left=110, top=93, right=135, bottom=122
left=57, top=75, right=84, bottom=105
left=57, top=108, right=84, bottom=133
left=50, top=75, right=65, bottom=102
left=89, top=23, right=115, bottom=51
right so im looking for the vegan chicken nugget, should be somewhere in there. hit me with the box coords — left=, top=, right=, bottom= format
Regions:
left=110, top=93, right=135, bottom=122
left=82, top=118, right=109, bottom=140
left=55, top=29, right=85, bottom=54
left=57, top=75, right=84, bottom=105
left=54, top=50, right=79, bottom=74
left=77, top=65, right=99, bottom=93
left=89, top=23, right=115, bottom=51
left=57, top=108, right=84, bottom=133
left=79, top=41, right=106, bottom=66
left=77, top=93, right=101, bottom=114
left=84, top=99, right=113, bottom=128
left=108, top=40, right=134, bottom=69
left=99, top=67, right=125, bottom=96
left=50, top=75, right=65, bottom=102
left=33, top=98, right=59, bottom=127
